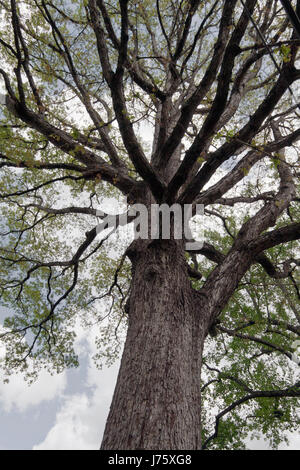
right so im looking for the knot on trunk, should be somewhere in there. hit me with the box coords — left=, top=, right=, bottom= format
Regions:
left=144, top=265, right=160, bottom=281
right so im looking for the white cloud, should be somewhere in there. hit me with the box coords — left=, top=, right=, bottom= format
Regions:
left=33, top=393, right=97, bottom=450
left=0, top=317, right=120, bottom=449
left=279, top=432, right=300, bottom=450
left=31, top=320, right=120, bottom=449
left=0, top=320, right=67, bottom=413
left=0, top=369, right=67, bottom=413
left=247, top=432, right=300, bottom=450
left=33, top=363, right=119, bottom=450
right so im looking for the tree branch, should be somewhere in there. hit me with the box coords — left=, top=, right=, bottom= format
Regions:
left=179, top=65, right=300, bottom=204
left=202, top=381, right=300, bottom=449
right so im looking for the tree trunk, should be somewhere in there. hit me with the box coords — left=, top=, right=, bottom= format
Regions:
left=100, top=239, right=207, bottom=450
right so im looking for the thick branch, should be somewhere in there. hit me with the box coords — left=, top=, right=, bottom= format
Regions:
left=153, top=0, right=238, bottom=169
left=179, top=65, right=300, bottom=204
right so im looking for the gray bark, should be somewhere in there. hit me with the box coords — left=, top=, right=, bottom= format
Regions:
left=101, top=239, right=206, bottom=450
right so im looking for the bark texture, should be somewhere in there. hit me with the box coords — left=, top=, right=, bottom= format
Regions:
left=101, top=239, right=206, bottom=450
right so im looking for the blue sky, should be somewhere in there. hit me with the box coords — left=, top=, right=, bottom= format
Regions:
left=0, top=311, right=120, bottom=450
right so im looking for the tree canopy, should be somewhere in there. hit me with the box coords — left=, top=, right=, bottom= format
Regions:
left=0, top=0, right=299, bottom=449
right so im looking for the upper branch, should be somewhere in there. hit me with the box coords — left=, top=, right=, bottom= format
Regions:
left=164, top=0, right=257, bottom=202
left=179, top=65, right=300, bottom=204
left=2, top=92, right=138, bottom=196
left=249, top=223, right=300, bottom=255
left=88, top=0, right=165, bottom=201
left=153, top=0, right=239, bottom=170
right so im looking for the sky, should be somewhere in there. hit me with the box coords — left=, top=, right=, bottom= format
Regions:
left=0, top=315, right=120, bottom=450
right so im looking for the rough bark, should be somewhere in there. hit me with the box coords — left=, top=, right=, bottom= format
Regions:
left=101, top=239, right=206, bottom=450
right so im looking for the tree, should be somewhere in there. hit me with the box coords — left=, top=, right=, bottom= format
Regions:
left=0, top=0, right=299, bottom=450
